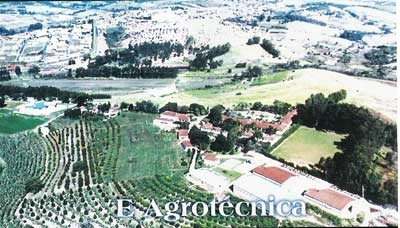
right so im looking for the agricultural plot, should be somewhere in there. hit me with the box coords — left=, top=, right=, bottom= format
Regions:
left=273, top=126, right=344, bottom=167
left=113, top=112, right=187, bottom=180
left=0, top=109, right=47, bottom=134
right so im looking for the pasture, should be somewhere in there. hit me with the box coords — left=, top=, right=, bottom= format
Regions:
left=273, top=126, right=344, bottom=167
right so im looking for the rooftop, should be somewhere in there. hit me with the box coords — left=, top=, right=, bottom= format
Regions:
left=304, top=188, right=355, bottom=210
left=252, top=166, right=297, bottom=184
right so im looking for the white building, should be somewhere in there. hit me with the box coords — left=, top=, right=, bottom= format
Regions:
left=186, top=169, right=230, bottom=193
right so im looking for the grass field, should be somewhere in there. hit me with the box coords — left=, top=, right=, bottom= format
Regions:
left=273, top=126, right=344, bottom=167
left=0, top=109, right=47, bottom=134
left=251, top=71, right=289, bottom=86
left=114, top=112, right=187, bottom=180
left=213, top=167, right=242, bottom=181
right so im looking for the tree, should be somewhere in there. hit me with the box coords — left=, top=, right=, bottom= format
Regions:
left=28, top=65, right=41, bottom=75
left=211, top=134, right=234, bottom=152
left=222, top=118, right=239, bottom=131
left=327, top=89, right=347, bottom=103
left=189, top=103, right=207, bottom=116
left=159, top=102, right=178, bottom=113
left=207, top=105, right=225, bottom=125
left=260, top=39, right=280, bottom=58
left=189, top=126, right=210, bottom=150
left=252, top=102, right=263, bottom=110
left=25, top=177, right=44, bottom=194
left=0, top=96, right=5, bottom=107
left=15, top=66, right=22, bottom=76
left=64, top=108, right=82, bottom=119
left=120, top=102, right=129, bottom=110
left=73, top=161, right=88, bottom=173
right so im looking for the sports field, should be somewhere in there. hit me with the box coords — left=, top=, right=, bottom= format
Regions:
left=0, top=109, right=47, bottom=134
left=114, top=112, right=187, bottom=180
left=273, top=126, right=344, bottom=167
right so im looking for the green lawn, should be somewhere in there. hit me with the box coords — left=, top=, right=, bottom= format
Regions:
left=251, top=70, right=289, bottom=86
left=273, top=126, right=344, bottom=167
left=213, top=167, right=242, bottom=181
left=114, top=112, right=187, bottom=180
left=0, top=109, right=47, bottom=134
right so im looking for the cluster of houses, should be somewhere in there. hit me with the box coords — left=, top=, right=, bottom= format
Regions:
left=151, top=108, right=382, bottom=221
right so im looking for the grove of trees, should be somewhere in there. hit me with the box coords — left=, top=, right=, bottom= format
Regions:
left=295, top=90, right=397, bottom=205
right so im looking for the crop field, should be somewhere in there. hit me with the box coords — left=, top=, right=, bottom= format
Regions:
left=98, top=112, right=187, bottom=181
left=0, top=109, right=47, bottom=134
left=0, top=111, right=285, bottom=227
left=273, top=126, right=345, bottom=167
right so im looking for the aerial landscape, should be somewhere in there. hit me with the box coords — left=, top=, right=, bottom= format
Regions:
left=0, top=0, right=397, bottom=227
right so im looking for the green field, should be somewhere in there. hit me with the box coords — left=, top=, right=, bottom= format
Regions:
left=273, top=126, right=344, bottom=167
left=251, top=70, right=289, bottom=86
left=213, top=167, right=242, bottom=181
left=113, top=112, right=187, bottom=180
left=0, top=109, right=47, bottom=134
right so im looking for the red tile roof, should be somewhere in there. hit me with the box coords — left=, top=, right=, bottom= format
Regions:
left=181, top=140, right=193, bottom=148
left=161, top=111, right=188, bottom=121
left=178, top=129, right=188, bottom=137
left=201, top=123, right=222, bottom=131
left=304, top=188, right=354, bottom=210
left=252, top=166, right=296, bottom=184
left=203, top=152, right=218, bottom=161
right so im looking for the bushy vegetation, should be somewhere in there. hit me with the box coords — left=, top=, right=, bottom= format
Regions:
left=189, top=43, right=231, bottom=70
left=364, top=45, right=396, bottom=66
left=0, top=85, right=110, bottom=105
left=339, top=30, right=368, bottom=41
left=260, top=39, right=280, bottom=58
left=251, top=100, right=293, bottom=115
left=246, top=36, right=261, bottom=45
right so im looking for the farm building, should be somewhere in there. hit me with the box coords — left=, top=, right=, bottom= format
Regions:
left=186, top=168, right=230, bottom=193
left=232, top=165, right=369, bottom=219
left=160, top=111, right=189, bottom=122
left=202, top=152, right=220, bottom=166
left=177, top=129, right=189, bottom=141
left=303, top=188, right=369, bottom=219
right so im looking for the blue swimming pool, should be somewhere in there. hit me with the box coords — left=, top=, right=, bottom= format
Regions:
left=30, top=101, right=47, bottom=110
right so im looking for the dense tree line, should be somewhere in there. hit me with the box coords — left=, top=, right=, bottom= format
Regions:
left=94, top=41, right=184, bottom=67
left=295, top=90, right=397, bottom=205
left=276, top=13, right=327, bottom=26
left=233, top=65, right=263, bottom=81
left=159, top=102, right=207, bottom=116
left=339, top=30, right=368, bottom=41
left=246, top=36, right=261, bottom=45
left=0, top=22, right=43, bottom=36
left=0, top=85, right=110, bottom=105
left=364, top=46, right=396, bottom=66
left=251, top=100, right=293, bottom=115
left=260, top=39, right=280, bottom=58
left=189, top=43, right=231, bottom=70
left=75, top=65, right=179, bottom=79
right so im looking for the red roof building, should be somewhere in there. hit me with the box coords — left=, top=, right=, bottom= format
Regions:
left=181, top=140, right=193, bottom=150
left=178, top=129, right=188, bottom=137
left=303, top=188, right=355, bottom=211
left=252, top=166, right=297, bottom=184
left=160, top=111, right=189, bottom=122
left=203, top=152, right=218, bottom=161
